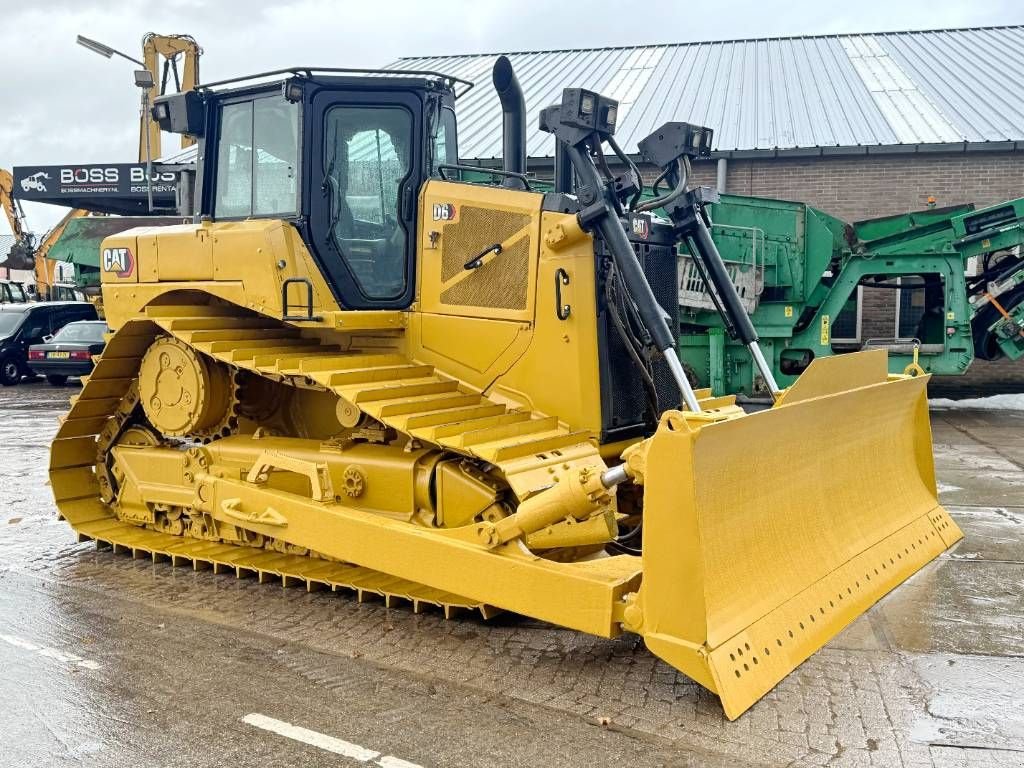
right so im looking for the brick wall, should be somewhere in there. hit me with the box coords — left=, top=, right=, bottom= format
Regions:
left=687, top=152, right=1024, bottom=397
left=696, top=151, right=1024, bottom=223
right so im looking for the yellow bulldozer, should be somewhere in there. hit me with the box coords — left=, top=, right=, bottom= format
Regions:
left=50, top=58, right=961, bottom=720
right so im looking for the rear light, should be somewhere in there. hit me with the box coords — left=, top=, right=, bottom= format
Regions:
left=28, top=349, right=45, bottom=360
left=70, top=350, right=92, bottom=361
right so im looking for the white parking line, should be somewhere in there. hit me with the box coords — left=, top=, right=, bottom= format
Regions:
left=0, top=632, right=101, bottom=670
left=242, top=713, right=423, bottom=768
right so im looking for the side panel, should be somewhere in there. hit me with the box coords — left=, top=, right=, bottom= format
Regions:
left=411, top=181, right=603, bottom=434
left=418, top=180, right=540, bottom=323
left=409, top=179, right=541, bottom=395
left=489, top=212, right=603, bottom=434
left=99, top=220, right=342, bottom=328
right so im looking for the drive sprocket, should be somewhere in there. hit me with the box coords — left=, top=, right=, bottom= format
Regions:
left=138, top=335, right=239, bottom=440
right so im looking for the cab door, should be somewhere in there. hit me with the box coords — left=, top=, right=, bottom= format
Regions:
left=306, top=90, right=424, bottom=310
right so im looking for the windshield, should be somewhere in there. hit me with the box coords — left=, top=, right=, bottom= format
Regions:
left=0, top=311, right=26, bottom=336
left=53, top=322, right=107, bottom=343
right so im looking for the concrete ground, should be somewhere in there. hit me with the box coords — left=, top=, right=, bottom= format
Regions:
left=0, top=380, right=1022, bottom=768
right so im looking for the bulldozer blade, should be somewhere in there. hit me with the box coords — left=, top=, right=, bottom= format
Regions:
left=633, top=351, right=962, bottom=720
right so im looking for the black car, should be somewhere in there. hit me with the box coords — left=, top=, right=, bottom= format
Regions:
left=0, top=302, right=98, bottom=385
left=28, top=320, right=109, bottom=385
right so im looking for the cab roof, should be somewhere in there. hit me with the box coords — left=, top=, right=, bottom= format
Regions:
left=198, top=66, right=473, bottom=99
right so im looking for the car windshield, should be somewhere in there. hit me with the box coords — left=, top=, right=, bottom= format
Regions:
left=53, top=322, right=107, bottom=343
left=0, top=312, right=26, bottom=336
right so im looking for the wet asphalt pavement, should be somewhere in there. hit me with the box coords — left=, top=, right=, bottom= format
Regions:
left=1, top=380, right=1022, bottom=767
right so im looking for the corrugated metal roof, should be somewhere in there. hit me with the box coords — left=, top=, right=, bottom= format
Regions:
left=391, top=26, right=1024, bottom=160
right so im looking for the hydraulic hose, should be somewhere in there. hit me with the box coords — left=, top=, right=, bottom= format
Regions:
left=565, top=143, right=703, bottom=413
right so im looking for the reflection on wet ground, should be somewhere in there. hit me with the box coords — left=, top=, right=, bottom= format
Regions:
left=1, top=381, right=1022, bottom=767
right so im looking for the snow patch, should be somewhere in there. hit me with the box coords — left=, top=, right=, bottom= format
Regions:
left=930, top=393, right=1024, bottom=411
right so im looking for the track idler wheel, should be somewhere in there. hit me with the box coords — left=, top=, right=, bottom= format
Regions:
left=139, top=336, right=238, bottom=440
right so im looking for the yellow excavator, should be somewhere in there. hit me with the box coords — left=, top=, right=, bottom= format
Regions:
left=50, top=58, right=962, bottom=720
left=34, top=209, right=91, bottom=300
left=0, top=168, right=37, bottom=272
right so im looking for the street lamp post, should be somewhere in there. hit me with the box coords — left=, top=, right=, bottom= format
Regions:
left=76, top=35, right=156, bottom=213
left=134, top=69, right=156, bottom=213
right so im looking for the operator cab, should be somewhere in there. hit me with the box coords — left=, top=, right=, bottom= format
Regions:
left=154, top=68, right=462, bottom=310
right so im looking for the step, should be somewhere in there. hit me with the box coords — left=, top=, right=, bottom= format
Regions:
left=297, top=354, right=408, bottom=374
left=403, top=403, right=507, bottom=430
left=228, top=345, right=326, bottom=364
left=182, top=328, right=302, bottom=343
left=251, top=346, right=342, bottom=369
left=204, top=337, right=311, bottom=354
left=485, top=431, right=594, bottom=462
left=161, top=317, right=274, bottom=332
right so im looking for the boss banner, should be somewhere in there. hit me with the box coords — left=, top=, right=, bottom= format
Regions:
left=12, top=163, right=186, bottom=215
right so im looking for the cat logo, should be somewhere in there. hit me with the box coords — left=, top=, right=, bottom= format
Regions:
left=432, top=202, right=457, bottom=222
left=631, top=216, right=650, bottom=239
left=102, top=247, right=135, bottom=278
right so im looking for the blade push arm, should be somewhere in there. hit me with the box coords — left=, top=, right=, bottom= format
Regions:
left=538, top=92, right=703, bottom=413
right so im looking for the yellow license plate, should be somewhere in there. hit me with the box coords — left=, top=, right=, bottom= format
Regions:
left=47, top=351, right=70, bottom=359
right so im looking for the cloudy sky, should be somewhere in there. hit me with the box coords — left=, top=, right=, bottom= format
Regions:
left=2, top=0, right=1020, bottom=231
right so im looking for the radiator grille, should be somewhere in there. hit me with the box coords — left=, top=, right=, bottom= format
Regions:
left=439, top=206, right=531, bottom=311
left=598, top=239, right=681, bottom=440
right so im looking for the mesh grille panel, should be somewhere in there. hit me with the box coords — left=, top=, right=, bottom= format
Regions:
left=438, top=206, right=531, bottom=311
left=441, top=238, right=529, bottom=310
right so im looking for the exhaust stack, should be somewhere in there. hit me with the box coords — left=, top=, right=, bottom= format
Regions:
left=492, top=55, right=527, bottom=189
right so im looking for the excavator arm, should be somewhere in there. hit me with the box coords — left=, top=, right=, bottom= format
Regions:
left=140, top=33, right=201, bottom=161
left=34, top=208, right=90, bottom=297
left=0, top=168, right=36, bottom=270
left=0, top=169, right=27, bottom=241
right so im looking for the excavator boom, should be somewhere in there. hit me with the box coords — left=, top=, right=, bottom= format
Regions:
left=0, top=168, right=36, bottom=271
left=139, top=33, right=202, bottom=161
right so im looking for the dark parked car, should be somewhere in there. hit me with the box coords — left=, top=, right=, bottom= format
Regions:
left=28, top=320, right=109, bottom=385
left=0, top=302, right=98, bottom=385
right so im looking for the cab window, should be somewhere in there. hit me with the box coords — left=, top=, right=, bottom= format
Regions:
left=215, top=95, right=299, bottom=218
left=323, top=105, right=413, bottom=301
left=432, top=106, right=457, bottom=172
